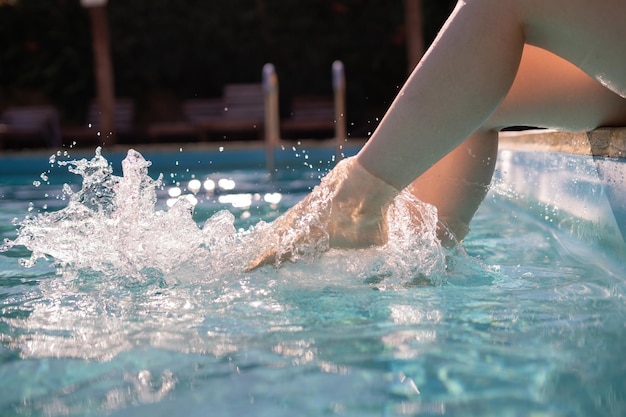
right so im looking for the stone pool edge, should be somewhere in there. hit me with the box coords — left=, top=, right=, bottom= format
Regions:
left=498, top=127, right=626, bottom=158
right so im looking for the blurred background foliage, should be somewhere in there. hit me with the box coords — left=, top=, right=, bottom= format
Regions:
left=0, top=0, right=455, bottom=134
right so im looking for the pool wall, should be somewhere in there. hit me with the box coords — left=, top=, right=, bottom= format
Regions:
left=0, top=141, right=364, bottom=178
left=498, top=128, right=626, bottom=260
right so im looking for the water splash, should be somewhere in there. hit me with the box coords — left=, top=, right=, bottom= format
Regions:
left=0, top=148, right=457, bottom=360
left=2, top=148, right=449, bottom=287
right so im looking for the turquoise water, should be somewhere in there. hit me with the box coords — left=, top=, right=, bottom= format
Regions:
left=1, top=147, right=625, bottom=417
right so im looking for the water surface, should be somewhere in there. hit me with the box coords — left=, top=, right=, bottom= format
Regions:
left=1, top=148, right=624, bottom=417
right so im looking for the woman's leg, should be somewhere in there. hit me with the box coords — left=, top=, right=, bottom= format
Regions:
left=357, top=0, right=626, bottom=191
left=248, top=0, right=626, bottom=267
left=488, top=45, right=626, bottom=131
left=409, top=44, right=626, bottom=241
left=357, top=0, right=525, bottom=190
left=408, top=130, right=497, bottom=243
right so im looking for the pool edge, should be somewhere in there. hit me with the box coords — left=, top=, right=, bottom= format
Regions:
left=498, top=127, right=626, bottom=158
left=497, top=128, right=626, bottom=260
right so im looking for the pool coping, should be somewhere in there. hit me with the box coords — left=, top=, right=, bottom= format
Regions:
left=498, top=127, right=626, bottom=158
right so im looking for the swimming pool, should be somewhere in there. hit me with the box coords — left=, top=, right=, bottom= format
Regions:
left=1, top=143, right=624, bottom=416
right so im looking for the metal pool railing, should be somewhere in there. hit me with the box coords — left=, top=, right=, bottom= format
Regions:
left=262, top=61, right=347, bottom=173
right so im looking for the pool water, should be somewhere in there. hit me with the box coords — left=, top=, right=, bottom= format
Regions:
left=1, top=147, right=624, bottom=417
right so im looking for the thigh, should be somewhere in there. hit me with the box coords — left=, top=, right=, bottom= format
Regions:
left=519, top=0, right=626, bottom=97
left=486, top=44, right=626, bottom=131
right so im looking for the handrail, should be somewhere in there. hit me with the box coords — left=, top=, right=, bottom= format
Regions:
left=263, top=60, right=347, bottom=171
left=263, top=63, right=280, bottom=174
left=332, top=60, right=347, bottom=160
